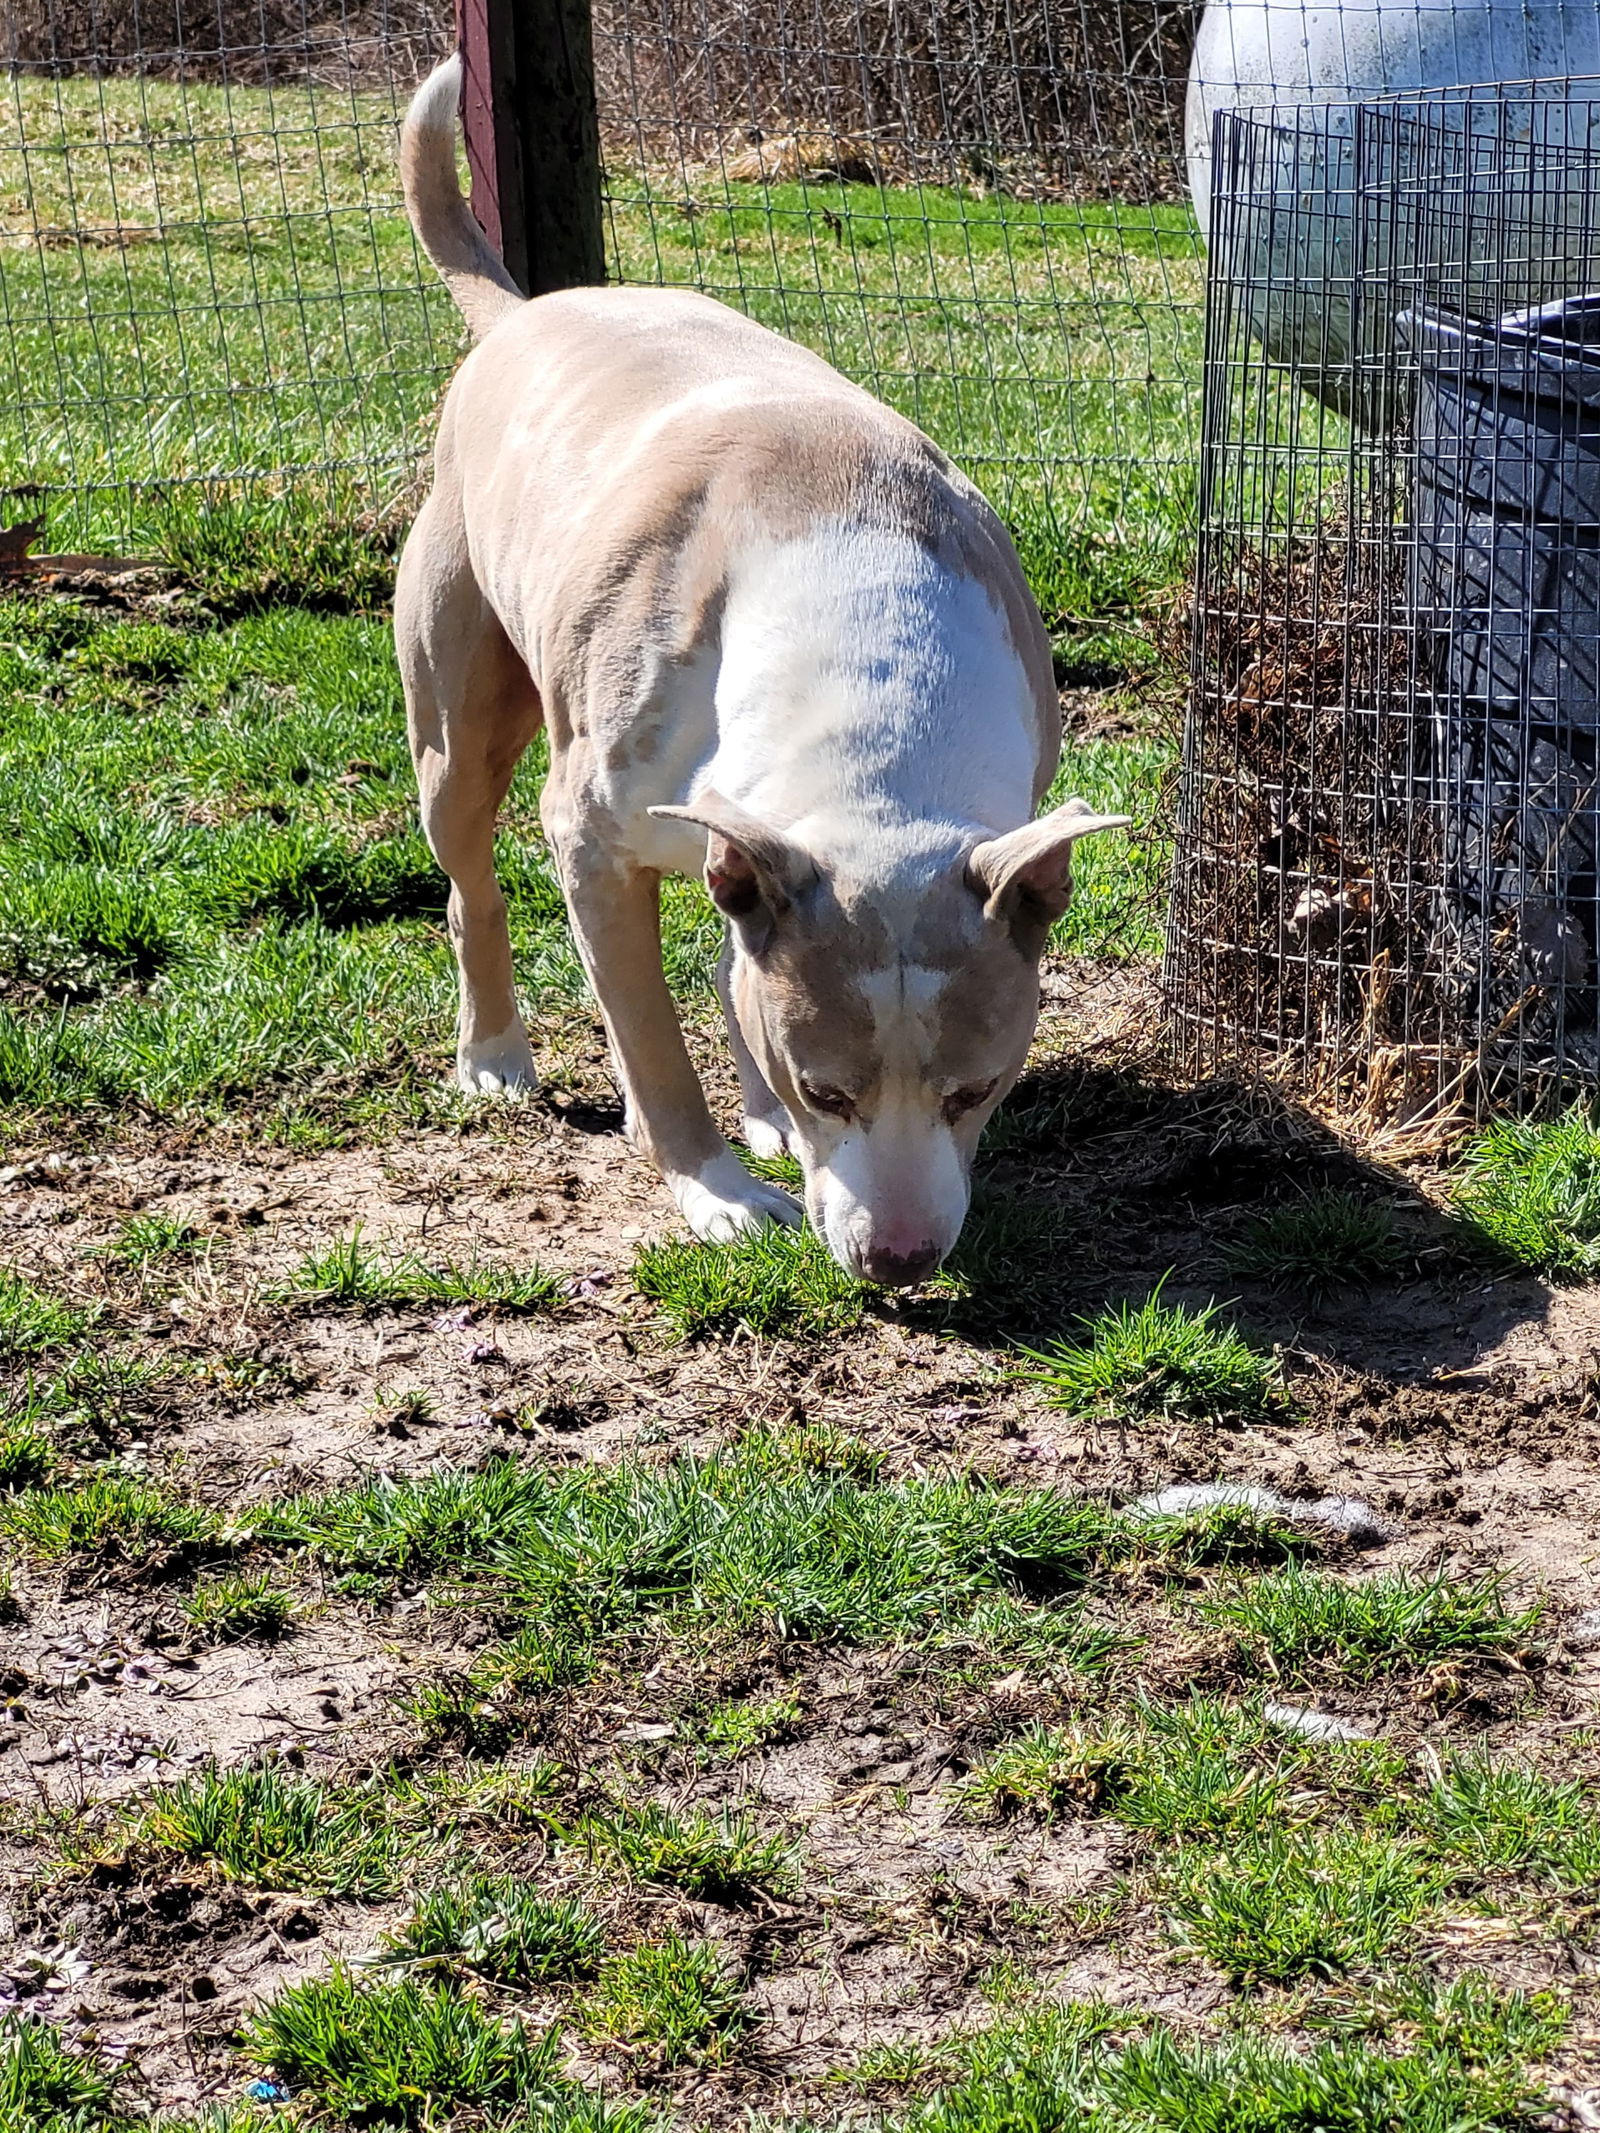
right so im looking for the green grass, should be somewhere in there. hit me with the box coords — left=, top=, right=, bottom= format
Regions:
left=632, top=1223, right=870, bottom=1338
left=883, top=1995, right=1553, bottom=2130
left=1451, top=1109, right=1600, bottom=1278
left=582, top=1935, right=750, bottom=2067
left=244, top=1972, right=559, bottom=2128
left=277, top=1226, right=559, bottom=1312
left=1164, top=1825, right=1434, bottom=1986
left=702, top=1692, right=802, bottom=1758
left=961, top=1720, right=1136, bottom=1821
left=569, top=1799, right=796, bottom=1904
left=0, top=2014, right=130, bottom=2133
left=1220, top=1189, right=1406, bottom=1300
left=0, top=1475, right=220, bottom=1563
left=1018, top=1283, right=1283, bottom=1423
left=0, top=1421, right=53, bottom=1491
left=407, top=1621, right=601, bottom=1755
left=101, top=1211, right=206, bottom=1267
left=0, top=1270, right=95, bottom=1356
left=1423, top=1756, right=1600, bottom=1887
left=380, top=1879, right=605, bottom=1984
left=118, top=1765, right=418, bottom=1897
left=1200, top=1565, right=1541, bottom=1680
left=181, top=1570, right=296, bottom=1643
left=263, top=1431, right=1121, bottom=1643
left=959, top=1697, right=1392, bottom=1846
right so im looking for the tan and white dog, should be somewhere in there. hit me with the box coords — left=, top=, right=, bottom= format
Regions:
left=397, top=56, right=1129, bottom=1286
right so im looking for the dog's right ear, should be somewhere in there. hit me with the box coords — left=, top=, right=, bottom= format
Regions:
left=649, top=794, right=817, bottom=930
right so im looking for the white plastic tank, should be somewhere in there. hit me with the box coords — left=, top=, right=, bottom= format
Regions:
left=1186, top=2, right=1600, bottom=420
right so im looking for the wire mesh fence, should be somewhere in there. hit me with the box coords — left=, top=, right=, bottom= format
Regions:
left=0, top=0, right=462, bottom=553
left=0, top=0, right=1209, bottom=607
left=1169, top=82, right=1600, bottom=1121
left=596, top=0, right=1205, bottom=614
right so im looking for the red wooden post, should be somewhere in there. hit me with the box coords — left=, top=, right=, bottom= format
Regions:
left=455, top=0, right=604, bottom=299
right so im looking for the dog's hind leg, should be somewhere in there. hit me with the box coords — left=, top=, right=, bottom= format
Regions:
left=717, top=935, right=793, bottom=1158
left=556, top=859, right=800, bottom=1241
left=398, top=501, right=543, bottom=1094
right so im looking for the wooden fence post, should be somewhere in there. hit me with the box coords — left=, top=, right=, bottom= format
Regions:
left=455, top=0, right=604, bottom=297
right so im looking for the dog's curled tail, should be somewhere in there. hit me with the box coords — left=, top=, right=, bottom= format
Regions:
left=401, top=55, right=523, bottom=341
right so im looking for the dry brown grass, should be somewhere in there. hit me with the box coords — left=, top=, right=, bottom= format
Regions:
left=1169, top=527, right=1460, bottom=1121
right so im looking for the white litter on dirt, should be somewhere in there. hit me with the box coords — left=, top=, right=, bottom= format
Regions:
left=1128, top=1481, right=1388, bottom=1545
left=1263, top=1701, right=1372, bottom=1743
left=1565, top=1607, right=1600, bottom=1650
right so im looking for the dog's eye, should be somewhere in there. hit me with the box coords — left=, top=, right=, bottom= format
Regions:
left=945, top=1078, right=998, bottom=1119
left=800, top=1080, right=854, bottom=1120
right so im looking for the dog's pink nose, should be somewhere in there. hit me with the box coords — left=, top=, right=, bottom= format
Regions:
left=859, top=1239, right=941, bottom=1288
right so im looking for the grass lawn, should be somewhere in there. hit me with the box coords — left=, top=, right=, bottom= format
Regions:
left=0, top=78, right=1202, bottom=622
left=0, top=62, right=1598, bottom=2133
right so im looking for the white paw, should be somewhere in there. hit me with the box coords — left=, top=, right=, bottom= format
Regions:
left=742, top=1112, right=793, bottom=1160
left=456, top=1022, right=539, bottom=1096
left=673, top=1153, right=802, bottom=1243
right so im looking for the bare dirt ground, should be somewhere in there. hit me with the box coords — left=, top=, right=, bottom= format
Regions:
left=4, top=967, right=1600, bottom=2121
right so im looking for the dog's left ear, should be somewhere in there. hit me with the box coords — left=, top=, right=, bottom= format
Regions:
left=967, top=798, right=1132, bottom=952
left=649, top=793, right=817, bottom=932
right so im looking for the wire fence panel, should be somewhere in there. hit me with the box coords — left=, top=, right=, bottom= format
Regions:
left=0, top=0, right=1207, bottom=617
left=594, top=0, right=1205, bottom=616
left=0, top=1, right=462, bottom=552
left=1171, top=83, right=1600, bottom=1124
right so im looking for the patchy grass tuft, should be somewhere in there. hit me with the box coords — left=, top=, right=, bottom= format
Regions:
left=267, top=1434, right=1121, bottom=1645
left=101, top=1210, right=205, bottom=1267
left=244, top=1970, right=559, bottom=2127
left=887, top=1993, right=1550, bottom=2130
left=407, top=1621, right=600, bottom=1754
left=962, top=1720, right=1136, bottom=1821
left=1423, top=1755, right=1600, bottom=1886
left=1018, top=1283, right=1282, bottom=1422
left=0, top=1421, right=53, bottom=1491
left=0, top=1269, right=95, bottom=1356
left=380, top=1878, right=605, bottom=1984
left=181, top=1570, right=296, bottom=1643
left=119, top=1765, right=416, bottom=1897
left=1200, top=1565, right=1540, bottom=1680
left=1164, top=1825, right=1434, bottom=1985
left=1221, top=1189, right=1405, bottom=1299
left=0, top=1475, right=220, bottom=1563
left=571, top=1799, right=796, bottom=1904
left=632, top=1223, right=869, bottom=1340
left=278, top=1226, right=559, bottom=1311
left=583, top=1935, right=750, bottom=2067
left=1451, top=1108, right=1600, bottom=1277
left=702, top=1692, right=802, bottom=1759
left=0, top=2013, right=129, bottom=2130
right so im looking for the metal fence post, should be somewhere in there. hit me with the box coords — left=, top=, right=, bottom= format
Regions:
left=456, top=0, right=604, bottom=297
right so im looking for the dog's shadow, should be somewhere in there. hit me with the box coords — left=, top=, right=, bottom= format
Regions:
left=895, top=1058, right=1528, bottom=1381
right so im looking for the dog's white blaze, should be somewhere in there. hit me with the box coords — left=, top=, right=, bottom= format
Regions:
left=815, top=1098, right=971, bottom=1273
left=708, top=522, right=1038, bottom=840
left=856, top=962, right=947, bottom=1049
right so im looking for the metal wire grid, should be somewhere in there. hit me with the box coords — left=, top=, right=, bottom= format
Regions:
left=594, top=0, right=1205, bottom=564
left=0, top=0, right=463, bottom=551
left=1170, top=86, right=1600, bottom=1118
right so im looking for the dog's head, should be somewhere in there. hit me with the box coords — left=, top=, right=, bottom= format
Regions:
left=652, top=793, right=1130, bottom=1285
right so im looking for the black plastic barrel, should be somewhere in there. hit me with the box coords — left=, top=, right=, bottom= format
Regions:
left=1399, top=294, right=1600, bottom=1038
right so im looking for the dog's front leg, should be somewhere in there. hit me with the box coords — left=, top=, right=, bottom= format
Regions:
left=716, top=935, right=794, bottom=1159
left=563, top=862, right=801, bottom=1242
